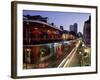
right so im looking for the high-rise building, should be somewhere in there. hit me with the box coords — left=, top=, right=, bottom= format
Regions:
left=69, top=23, right=78, bottom=35
left=83, top=16, right=91, bottom=45
left=69, top=25, right=73, bottom=31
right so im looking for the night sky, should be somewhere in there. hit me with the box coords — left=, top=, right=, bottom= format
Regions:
left=23, top=10, right=90, bottom=34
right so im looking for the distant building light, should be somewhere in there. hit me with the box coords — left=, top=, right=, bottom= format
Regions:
left=26, top=22, right=29, bottom=25
left=25, top=48, right=31, bottom=52
left=47, top=30, right=50, bottom=32
left=34, top=27, right=38, bottom=30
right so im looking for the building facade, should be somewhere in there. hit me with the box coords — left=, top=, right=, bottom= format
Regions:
left=83, top=16, right=91, bottom=45
left=69, top=23, right=78, bottom=35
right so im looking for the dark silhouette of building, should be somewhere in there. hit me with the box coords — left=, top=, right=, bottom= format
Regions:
left=69, top=25, right=73, bottom=31
left=69, top=31, right=76, bottom=36
left=83, top=16, right=91, bottom=45
left=77, top=32, right=83, bottom=38
left=60, top=26, right=64, bottom=30
left=23, top=15, right=49, bottom=22
left=69, top=23, right=78, bottom=36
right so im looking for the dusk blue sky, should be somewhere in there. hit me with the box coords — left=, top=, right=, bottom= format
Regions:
left=23, top=10, right=90, bottom=33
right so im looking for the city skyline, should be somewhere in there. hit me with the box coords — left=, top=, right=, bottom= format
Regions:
left=23, top=10, right=91, bottom=33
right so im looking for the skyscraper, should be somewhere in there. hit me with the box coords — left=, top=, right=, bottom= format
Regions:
left=69, top=23, right=78, bottom=35
left=83, top=16, right=91, bottom=45
left=69, top=25, right=73, bottom=31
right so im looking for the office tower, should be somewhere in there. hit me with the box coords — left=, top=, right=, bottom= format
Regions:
left=83, top=16, right=91, bottom=45
left=69, top=23, right=78, bottom=35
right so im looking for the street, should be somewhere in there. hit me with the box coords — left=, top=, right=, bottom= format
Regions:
left=23, top=38, right=91, bottom=69
left=58, top=38, right=91, bottom=67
